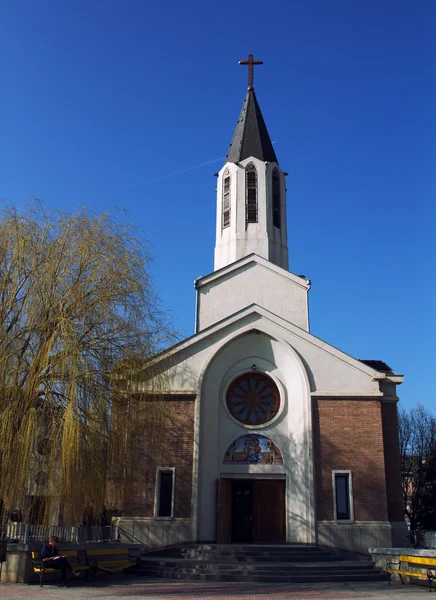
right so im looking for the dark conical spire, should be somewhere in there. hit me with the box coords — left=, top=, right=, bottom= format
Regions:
left=226, top=89, right=278, bottom=164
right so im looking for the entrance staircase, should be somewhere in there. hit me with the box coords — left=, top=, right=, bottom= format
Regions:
left=139, top=544, right=386, bottom=583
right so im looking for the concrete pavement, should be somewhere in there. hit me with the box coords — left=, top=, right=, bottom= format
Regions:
left=0, top=578, right=431, bottom=599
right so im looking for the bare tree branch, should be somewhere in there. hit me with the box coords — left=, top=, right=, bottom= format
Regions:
left=399, top=404, right=436, bottom=529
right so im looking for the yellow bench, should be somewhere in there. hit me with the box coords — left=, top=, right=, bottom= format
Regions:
left=31, top=550, right=91, bottom=587
left=386, top=555, right=436, bottom=591
left=85, top=548, right=139, bottom=575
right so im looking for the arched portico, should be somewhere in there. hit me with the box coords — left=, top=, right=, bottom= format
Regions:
left=195, top=323, right=315, bottom=544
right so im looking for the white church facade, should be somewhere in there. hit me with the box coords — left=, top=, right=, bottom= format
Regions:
left=109, top=57, right=407, bottom=553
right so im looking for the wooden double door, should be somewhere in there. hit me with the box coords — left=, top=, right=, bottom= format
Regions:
left=217, top=478, right=286, bottom=543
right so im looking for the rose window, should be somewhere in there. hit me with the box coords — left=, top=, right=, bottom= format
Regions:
left=226, top=373, right=280, bottom=426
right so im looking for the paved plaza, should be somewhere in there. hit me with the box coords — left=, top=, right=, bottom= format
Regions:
left=0, top=578, right=431, bottom=600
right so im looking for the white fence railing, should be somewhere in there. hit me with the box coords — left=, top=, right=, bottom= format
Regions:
left=410, top=530, right=436, bottom=549
left=5, top=524, right=116, bottom=544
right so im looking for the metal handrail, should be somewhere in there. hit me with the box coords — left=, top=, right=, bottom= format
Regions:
left=116, top=526, right=149, bottom=550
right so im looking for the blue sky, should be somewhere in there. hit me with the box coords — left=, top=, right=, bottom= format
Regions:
left=1, top=0, right=435, bottom=412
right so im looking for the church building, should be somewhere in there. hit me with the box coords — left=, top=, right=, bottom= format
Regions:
left=112, top=56, right=407, bottom=554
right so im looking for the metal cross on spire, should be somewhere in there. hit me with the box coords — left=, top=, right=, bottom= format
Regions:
left=238, top=53, right=263, bottom=91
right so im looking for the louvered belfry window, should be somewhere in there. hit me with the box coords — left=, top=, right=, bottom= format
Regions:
left=222, top=172, right=231, bottom=228
left=245, top=163, right=258, bottom=223
left=272, top=168, right=281, bottom=229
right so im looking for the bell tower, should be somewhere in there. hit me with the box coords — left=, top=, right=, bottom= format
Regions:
left=214, top=55, right=289, bottom=272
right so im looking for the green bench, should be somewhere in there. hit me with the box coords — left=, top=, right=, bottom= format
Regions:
left=386, top=554, right=436, bottom=591
left=85, top=548, right=139, bottom=575
left=31, top=550, right=91, bottom=587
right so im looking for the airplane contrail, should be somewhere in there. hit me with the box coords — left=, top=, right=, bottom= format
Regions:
left=144, top=156, right=225, bottom=185
left=144, top=141, right=277, bottom=185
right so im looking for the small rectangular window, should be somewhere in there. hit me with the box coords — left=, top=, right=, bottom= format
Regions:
left=333, top=471, right=353, bottom=521
left=156, top=469, right=175, bottom=517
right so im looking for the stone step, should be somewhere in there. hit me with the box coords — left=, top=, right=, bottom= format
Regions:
left=141, top=559, right=381, bottom=568
left=146, top=544, right=324, bottom=552
left=140, top=544, right=381, bottom=583
left=141, top=556, right=373, bottom=569
left=157, top=551, right=334, bottom=556
left=170, top=544, right=320, bottom=549
left=141, top=558, right=375, bottom=570
left=139, top=569, right=387, bottom=583
left=141, top=565, right=380, bottom=575
left=152, top=554, right=339, bottom=562
left=161, top=548, right=332, bottom=556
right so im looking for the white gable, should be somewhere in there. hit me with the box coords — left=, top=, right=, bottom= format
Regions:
left=195, top=254, right=310, bottom=332
left=138, top=305, right=397, bottom=399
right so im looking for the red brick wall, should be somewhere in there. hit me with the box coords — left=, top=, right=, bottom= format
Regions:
left=313, top=399, right=388, bottom=521
left=381, top=403, right=405, bottom=521
left=122, top=397, right=195, bottom=518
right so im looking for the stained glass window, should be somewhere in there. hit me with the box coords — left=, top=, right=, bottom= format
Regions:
left=226, top=373, right=280, bottom=426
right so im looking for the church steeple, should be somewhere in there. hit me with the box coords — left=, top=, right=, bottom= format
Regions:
left=226, top=88, right=278, bottom=164
left=214, top=55, right=289, bottom=272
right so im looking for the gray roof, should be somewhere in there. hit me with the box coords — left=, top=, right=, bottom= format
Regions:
left=226, top=89, right=278, bottom=164
left=359, top=360, right=394, bottom=373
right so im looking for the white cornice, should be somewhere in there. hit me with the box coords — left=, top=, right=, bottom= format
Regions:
left=195, top=253, right=310, bottom=291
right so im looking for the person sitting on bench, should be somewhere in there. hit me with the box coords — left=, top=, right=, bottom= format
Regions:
left=40, top=536, right=79, bottom=584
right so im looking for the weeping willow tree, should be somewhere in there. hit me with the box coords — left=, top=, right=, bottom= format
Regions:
left=0, top=201, right=176, bottom=525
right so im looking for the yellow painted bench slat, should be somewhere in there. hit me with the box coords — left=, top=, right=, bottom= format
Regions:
left=388, top=569, right=429, bottom=579
left=400, top=555, right=436, bottom=567
left=98, top=564, right=136, bottom=573
left=84, top=549, right=138, bottom=575
left=63, top=550, right=83, bottom=558
left=91, top=560, right=135, bottom=566
left=86, top=548, right=129, bottom=557
left=32, top=568, right=57, bottom=573
left=33, top=566, right=89, bottom=572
